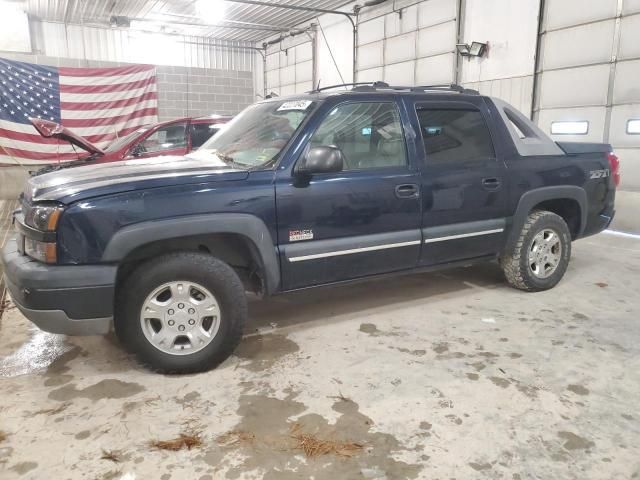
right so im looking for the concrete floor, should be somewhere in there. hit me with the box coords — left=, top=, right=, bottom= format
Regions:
left=0, top=231, right=639, bottom=479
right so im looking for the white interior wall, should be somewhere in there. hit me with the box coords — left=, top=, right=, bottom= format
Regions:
left=460, top=0, right=539, bottom=116
left=356, top=0, right=458, bottom=86
left=260, top=0, right=535, bottom=111
left=263, top=3, right=355, bottom=95
left=0, top=3, right=30, bottom=52
left=262, top=0, right=459, bottom=95
left=265, top=33, right=315, bottom=95
left=316, top=13, right=354, bottom=87
left=535, top=0, right=640, bottom=191
left=259, top=0, right=640, bottom=192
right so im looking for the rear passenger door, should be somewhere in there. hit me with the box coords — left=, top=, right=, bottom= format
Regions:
left=276, top=100, right=422, bottom=290
left=414, top=100, right=508, bottom=266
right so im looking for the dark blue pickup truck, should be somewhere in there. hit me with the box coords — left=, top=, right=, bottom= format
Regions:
left=2, top=83, right=618, bottom=373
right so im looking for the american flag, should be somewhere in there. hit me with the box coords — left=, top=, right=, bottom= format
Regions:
left=0, top=57, right=158, bottom=165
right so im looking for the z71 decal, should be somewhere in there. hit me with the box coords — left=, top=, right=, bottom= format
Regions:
left=590, top=169, right=610, bottom=179
left=289, top=229, right=314, bottom=242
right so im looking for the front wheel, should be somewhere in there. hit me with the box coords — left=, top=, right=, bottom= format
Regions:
left=115, top=252, right=247, bottom=373
left=500, top=210, right=572, bottom=292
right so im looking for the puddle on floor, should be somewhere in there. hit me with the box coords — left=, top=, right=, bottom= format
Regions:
left=0, top=327, right=73, bottom=377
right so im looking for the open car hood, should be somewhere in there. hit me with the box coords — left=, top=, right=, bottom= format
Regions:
left=30, top=118, right=105, bottom=156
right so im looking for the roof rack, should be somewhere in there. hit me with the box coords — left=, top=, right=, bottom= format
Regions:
left=310, top=81, right=387, bottom=93
left=308, top=81, right=479, bottom=95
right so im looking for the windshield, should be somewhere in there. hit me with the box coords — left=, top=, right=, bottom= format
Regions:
left=105, top=127, right=149, bottom=152
left=190, top=100, right=315, bottom=168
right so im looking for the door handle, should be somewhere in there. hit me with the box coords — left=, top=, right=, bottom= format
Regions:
left=481, top=177, right=502, bottom=191
left=395, top=183, right=419, bottom=199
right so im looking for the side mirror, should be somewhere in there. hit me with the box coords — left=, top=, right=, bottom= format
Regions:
left=295, top=146, right=344, bottom=176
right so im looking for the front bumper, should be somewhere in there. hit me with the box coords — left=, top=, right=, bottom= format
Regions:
left=2, top=236, right=116, bottom=335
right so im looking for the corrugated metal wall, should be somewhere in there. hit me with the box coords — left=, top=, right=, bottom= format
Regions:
left=264, top=0, right=458, bottom=94
left=263, top=0, right=533, bottom=112
left=30, top=20, right=256, bottom=71
left=265, top=32, right=316, bottom=95
left=534, top=0, right=640, bottom=190
left=356, top=0, right=457, bottom=85
left=459, top=0, right=540, bottom=117
left=262, top=0, right=640, bottom=191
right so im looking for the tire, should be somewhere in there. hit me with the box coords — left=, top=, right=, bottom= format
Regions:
left=115, top=252, right=247, bottom=373
left=500, top=210, right=572, bottom=292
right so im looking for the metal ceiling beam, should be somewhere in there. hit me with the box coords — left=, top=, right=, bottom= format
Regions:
left=223, top=0, right=356, bottom=26
left=180, top=40, right=266, bottom=56
left=129, top=16, right=287, bottom=33
left=150, top=11, right=283, bottom=30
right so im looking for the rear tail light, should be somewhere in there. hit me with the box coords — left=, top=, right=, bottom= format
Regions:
left=608, top=152, right=620, bottom=187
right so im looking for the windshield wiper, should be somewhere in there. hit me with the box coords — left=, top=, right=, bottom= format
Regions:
left=215, top=152, right=250, bottom=170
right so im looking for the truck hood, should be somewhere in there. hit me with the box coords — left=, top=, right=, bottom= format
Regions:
left=25, top=154, right=247, bottom=203
left=30, top=118, right=105, bottom=156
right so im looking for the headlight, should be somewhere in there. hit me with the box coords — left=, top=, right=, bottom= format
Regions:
left=24, top=204, right=63, bottom=231
left=24, top=238, right=57, bottom=264
left=21, top=203, right=63, bottom=264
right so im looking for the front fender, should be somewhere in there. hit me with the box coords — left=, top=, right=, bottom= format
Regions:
left=102, top=213, right=280, bottom=293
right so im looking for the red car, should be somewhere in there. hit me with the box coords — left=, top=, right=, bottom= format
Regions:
left=30, top=115, right=231, bottom=174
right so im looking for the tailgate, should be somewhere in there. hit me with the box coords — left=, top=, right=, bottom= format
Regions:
left=556, top=142, right=611, bottom=155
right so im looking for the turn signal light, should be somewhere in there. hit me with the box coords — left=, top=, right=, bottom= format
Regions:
left=24, top=238, right=57, bottom=264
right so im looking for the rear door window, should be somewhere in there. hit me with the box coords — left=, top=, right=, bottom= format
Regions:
left=416, top=108, right=495, bottom=163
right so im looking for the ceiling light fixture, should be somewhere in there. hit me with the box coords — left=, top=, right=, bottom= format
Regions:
left=196, top=0, right=227, bottom=22
left=110, top=15, right=131, bottom=28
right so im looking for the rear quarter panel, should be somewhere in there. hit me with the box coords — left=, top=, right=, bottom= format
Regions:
left=504, top=152, right=615, bottom=237
left=483, top=97, right=615, bottom=238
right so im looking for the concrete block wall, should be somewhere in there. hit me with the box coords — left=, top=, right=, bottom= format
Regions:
left=156, top=65, right=254, bottom=120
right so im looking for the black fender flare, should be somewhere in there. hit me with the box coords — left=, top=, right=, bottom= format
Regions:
left=102, top=213, right=280, bottom=293
left=506, top=186, right=588, bottom=249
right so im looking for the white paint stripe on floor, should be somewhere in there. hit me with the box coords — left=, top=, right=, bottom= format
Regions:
left=603, top=229, right=640, bottom=240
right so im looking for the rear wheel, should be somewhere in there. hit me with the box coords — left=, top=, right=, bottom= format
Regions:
left=115, top=252, right=247, bottom=373
left=500, top=210, right=571, bottom=291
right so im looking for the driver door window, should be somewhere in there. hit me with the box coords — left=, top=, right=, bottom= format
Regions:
left=135, top=123, right=187, bottom=155
left=309, top=102, right=406, bottom=170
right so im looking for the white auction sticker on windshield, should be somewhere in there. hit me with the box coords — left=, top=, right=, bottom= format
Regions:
left=277, top=100, right=312, bottom=111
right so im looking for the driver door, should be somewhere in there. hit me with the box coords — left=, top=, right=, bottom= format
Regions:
left=127, top=122, right=189, bottom=159
left=275, top=100, right=422, bottom=290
